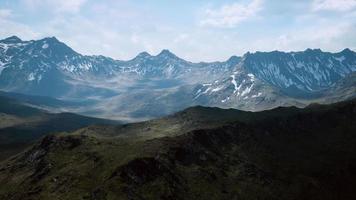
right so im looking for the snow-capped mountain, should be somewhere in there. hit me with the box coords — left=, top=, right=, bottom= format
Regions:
left=0, top=36, right=120, bottom=78
left=243, top=49, right=356, bottom=96
left=117, top=49, right=240, bottom=83
left=0, top=35, right=355, bottom=121
left=194, top=49, right=356, bottom=111
left=0, top=36, right=123, bottom=97
left=193, top=64, right=297, bottom=111
left=0, top=36, right=239, bottom=98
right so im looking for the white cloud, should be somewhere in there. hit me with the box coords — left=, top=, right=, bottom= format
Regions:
left=53, top=0, right=87, bottom=13
left=173, top=33, right=189, bottom=43
left=0, top=9, right=12, bottom=19
left=1, top=0, right=355, bottom=62
left=0, top=8, right=39, bottom=39
left=200, top=0, right=263, bottom=28
left=248, top=22, right=355, bottom=53
left=312, top=0, right=356, bottom=12
left=23, top=0, right=87, bottom=13
left=0, top=19, right=39, bottom=40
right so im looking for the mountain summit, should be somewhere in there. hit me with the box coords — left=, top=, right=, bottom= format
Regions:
left=134, top=51, right=152, bottom=60
left=0, top=36, right=22, bottom=43
left=157, top=49, right=178, bottom=58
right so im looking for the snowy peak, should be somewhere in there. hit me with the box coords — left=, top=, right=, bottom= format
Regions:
left=157, top=49, right=178, bottom=59
left=239, top=49, right=356, bottom=97
left=0, top=35, right=355, bottom=109
left=226, top=56, right=241, bottom=65
left=35, top=37, right=78, bottom=57
left=0, top=36, right=22, bottom=44
left=134, top=51, right=152, bottom=60
left=340, top=48, right=355, bottom=57
left=42, top=36, right=60, bottom=43
left=304, top=48, right=323, bottom=54
left=0, top=36, right=78, bottom=60
left=132, top=49, right=181, bottom=62
left=195, top=47, right=356, bottom=109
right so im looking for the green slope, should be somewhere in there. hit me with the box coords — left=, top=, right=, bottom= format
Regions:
left=0, top=95, right=118, bottom=161
left=0, top=98, right=355, bottom=199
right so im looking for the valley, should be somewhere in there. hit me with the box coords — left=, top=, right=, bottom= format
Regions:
left=1, top=36, right=355, bottom=121
left=1, top=1, right=356, bottom=199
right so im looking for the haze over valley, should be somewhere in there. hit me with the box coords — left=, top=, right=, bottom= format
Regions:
left=0, top=36, right=355, bottom=121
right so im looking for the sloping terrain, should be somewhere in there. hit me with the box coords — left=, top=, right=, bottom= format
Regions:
left=195, top=49, right=356, bottom=109
left=320, top=72, right=356, bottom=103
left=0, top=95, right=117, bottom=161
left=0, top=36, right=238, bottom=99
left=0, top=98, right=355, bottom=199
left=0, top=91, right=95, bottom=109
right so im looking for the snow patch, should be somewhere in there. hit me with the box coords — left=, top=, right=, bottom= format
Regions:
left=211, top=86, right=224, bottom=92
left=240, top=83, right=254, bottom=97
left=334, top=56, right=345, bottom=63
left=42, top=43, right=49, bottom=49
left=247, top=73, right=255, bottom=81
left=251, top=92, right=262, bottom=98
left=28, top=73, right=35, bottom=81
left=0, top=43, right=9, bottom=53
left=0, top=61, right=5, bottom=75
left=194, top=86, right=211, bottom=99
left=221, top=96, right=230, bottom=103
left=37, top=74, right=42, bottom=82
left=231, top=74, right=238, bottom=93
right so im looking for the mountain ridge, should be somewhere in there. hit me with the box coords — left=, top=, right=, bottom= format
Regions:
left=0, top=35, right=355, bottom=121
left=2, top=35, right=353, bottom=66
left=0, top=93, right=118, bottom=161
left=0, top=97, right=355, bottom=199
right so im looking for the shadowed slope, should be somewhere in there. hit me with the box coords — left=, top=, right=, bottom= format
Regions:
left=0, top=99, right=355, bottom=199
left=0, top=95, right=118, bottom=161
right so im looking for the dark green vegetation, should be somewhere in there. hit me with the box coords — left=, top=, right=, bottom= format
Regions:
left=0, top=98, right=356, bottom=200
left=0, top=95, right=117, bottom=161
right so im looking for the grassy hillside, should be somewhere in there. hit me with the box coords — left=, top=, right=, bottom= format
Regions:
left=0, top=98, right=355, bottom=199
left=0, top=95, right=118, bottom=161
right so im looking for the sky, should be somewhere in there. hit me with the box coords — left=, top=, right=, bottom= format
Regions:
left=0, top=0, right=355, bottom=62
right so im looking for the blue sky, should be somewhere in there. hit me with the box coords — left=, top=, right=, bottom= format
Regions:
left=0, top=0, right=355, bottom=61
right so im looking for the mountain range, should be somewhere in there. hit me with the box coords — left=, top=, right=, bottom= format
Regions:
left=1, top=35, right=356, bottom=200
left=0, top=36, right=355, bottom=121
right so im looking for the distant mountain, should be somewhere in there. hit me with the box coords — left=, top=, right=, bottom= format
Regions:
left=243, top=49, right=356, bottom=96
left=0, top=94, right=118, bottom=161
left=1, top=98, right=355, bottom=199
left=0, top=36, right=355, bottom=120
left=0, top=36, right=121, bottom=97
left=193, top=49, right=356, bottom=111
left=0, top=36, right=238, bottom=98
